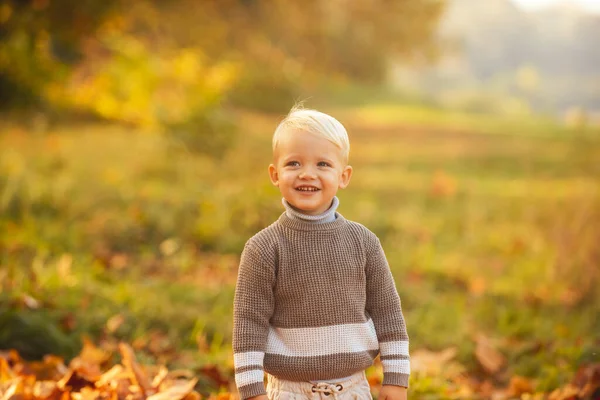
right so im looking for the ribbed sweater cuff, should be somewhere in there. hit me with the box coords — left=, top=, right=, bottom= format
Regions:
left=383, top=372, right=409, bottom=388
left=238, top=382, right=266, bottom=399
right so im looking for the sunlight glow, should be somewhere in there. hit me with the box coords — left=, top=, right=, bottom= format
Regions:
left=510, top=0, right=600, bottom=13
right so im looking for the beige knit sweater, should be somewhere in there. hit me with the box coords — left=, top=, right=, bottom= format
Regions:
left=233, top=213, right=410, bottom=399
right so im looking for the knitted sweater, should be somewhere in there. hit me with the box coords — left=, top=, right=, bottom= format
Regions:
left=232, top=212, right=410, bottom=399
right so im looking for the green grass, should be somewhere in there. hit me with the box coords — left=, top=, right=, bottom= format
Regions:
left=1, top=104, right=599, bottom=396
left=335, top=103, right=600, bottom=139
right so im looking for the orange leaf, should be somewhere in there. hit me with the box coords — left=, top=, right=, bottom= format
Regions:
left=508, top=375, right=534, bottom=397
left=56, top=368, right=95, bottom=392
left=146, top=378, right=198, bottom=400
left=198, top=365, right=229, bottom=388
left=30, top=355, right=69, bottom=381
left=367, top=373, right=381, bottom=387
left=70, top=357, right=103, bottom=382
left=468, top=277, right=487, bottom=297
left=79, top=337, right=111, bottom=367
left=106, top=314, right=125, bottom=334
left=0, top=358, right=15, bottom=382
left=71, top=387, right=101, bottom=400
left=32, top=380, right=59, bottom=399
left=95, top=365, right=124, bottom=388
left=119, top=342, right=152, bottom=395
left=151, top=366, right=169, bottom=389
left=183, top=392, right=202, bottom=400
left=474, top=334, right=505, bottom=374
left=548, top=384, right=580, bottom=400
left=431, top=170, right=457, bottom=198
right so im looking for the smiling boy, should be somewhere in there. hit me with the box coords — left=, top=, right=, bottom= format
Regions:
left=233, top=106, right=410, bottom=400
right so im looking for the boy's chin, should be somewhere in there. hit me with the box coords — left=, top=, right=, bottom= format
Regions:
left=292, top=203, right=331, bottom=216
left=286, top=200, right=322, bottom=215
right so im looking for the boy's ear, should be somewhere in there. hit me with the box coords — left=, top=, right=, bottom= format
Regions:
left=339, top=165, right=353, bottom=189
left=268, top=164, right=279, bottom=186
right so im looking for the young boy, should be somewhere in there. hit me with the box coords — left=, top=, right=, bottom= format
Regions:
left=233, top=106, right=410, bottom=400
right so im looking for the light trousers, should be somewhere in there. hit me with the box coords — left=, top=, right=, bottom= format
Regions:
left=266, top=371, right=373, bottom=400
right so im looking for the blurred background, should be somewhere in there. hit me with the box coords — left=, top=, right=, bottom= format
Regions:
left=1, top=0, right=598, bottom=398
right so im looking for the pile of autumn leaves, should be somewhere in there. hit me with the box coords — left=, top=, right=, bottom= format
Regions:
left=0, top=340, right=220, bottom=400
left=1, top=338, right=599, bottom=400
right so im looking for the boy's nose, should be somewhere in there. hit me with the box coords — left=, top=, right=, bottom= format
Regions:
left=299, top=168, right=317, bottom=179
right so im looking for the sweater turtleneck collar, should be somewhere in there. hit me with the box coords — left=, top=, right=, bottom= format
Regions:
left=282, top=196, right=339, bottom=223
left=278, top=211, right=346, bottom=232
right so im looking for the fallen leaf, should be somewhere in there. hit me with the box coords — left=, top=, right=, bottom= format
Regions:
left=95, top=365, right=124, bottom=388
left=198, top=365, right=229, bottom=387
left=32, top=380, right=59, bottom=398
left=69, top=357, right=103, bottom=382
left=183, top=392, right=202, bottom=400
left=1, top=379, right=20, bottom=400
left=71, top=386, right=100, bottom=400
left=30, top=355, right=68, bottom=381
left=571, top=362, right=600, bottom=398
left=431, top=170, right=457, bottom=198
left=548, top=384, right=580, bottom=400
left=79, top=337, right=111, bottom=367
left=475, top=334, right=505, bottom=374
left=469, top=276, right=487, bottom=296
left=56, top=368, right=94, bottom=392
left=119, top=342, right=152, bottom=396
left=151, top=366, right=169, bottom=389
left=507, top=375, right=534, bottom=397
left=208, top=393, right=234, bottom=400
left=106, top=314, right=125, bottom=334
left=22, top=294, right=41, bottom=309
left=367, top=373, right=381, bottom=387
left=147, top=378, right=198, bottom=400
left=410, top=347, right=459, bottom=375
left=0, top=358, right=15, bottom=382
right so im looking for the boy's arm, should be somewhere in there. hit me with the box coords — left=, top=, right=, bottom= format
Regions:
left=233, top=241, right=276, bottom=399
left=364, top=235, right=410, bottom=388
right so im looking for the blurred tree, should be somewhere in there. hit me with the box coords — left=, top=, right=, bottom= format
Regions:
left=156, top=0, right=444, bottom=79
left=0, top=0, right=445, bottom=114
left=143, top=0, right=445, bottom=110
left=0, top=0, right=120, bottom=108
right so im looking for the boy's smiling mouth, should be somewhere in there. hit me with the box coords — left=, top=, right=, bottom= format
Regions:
left=295, top=185, right=320, bottom=192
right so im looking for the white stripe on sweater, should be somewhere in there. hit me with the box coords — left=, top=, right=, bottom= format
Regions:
left=266, top=319, right=379, bottom=357
left=235, top=369, right=265, bottom=387
left=382, top=359, right=411, bottom=374
left=380, top=341, right=409, bottom=356
left=234, top=351, right=265, bottom=368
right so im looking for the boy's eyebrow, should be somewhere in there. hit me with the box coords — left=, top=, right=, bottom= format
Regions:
left=280, top=155, right=338, bottom=163
left=319, top=156, right=336, bottom=163
left=279, top=154, right=299, bottom=161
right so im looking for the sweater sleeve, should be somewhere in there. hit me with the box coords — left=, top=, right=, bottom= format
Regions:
left=365, top=235, right=410, bottom=388
left=233, top=240, right=276, bottom=399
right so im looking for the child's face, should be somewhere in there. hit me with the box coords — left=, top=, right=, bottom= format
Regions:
left=268, top=129, right=352, bottom=215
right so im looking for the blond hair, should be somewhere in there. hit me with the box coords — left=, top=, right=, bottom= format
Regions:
left=273, top=105, right=350, bottom=163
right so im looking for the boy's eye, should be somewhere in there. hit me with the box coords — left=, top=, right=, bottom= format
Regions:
left=285, top=161, right=300, bottom=167
left=317, top=161, right=331, bottom=167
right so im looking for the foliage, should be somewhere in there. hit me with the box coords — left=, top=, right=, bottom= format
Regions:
left=227, top=68, right=301, bottom=114
left=2, top=341, right=600, bottom=399
left=0, top=0, right=119, bottom=108
left=64, top=33, right=238, bottom=129
left=0, top=0, right=445, bottom=115
left=138, top=0, right=445, bottom=81
left=0, top=0, right=241, bottom=155
left=1, top=104, right=599, bottom=398
left=0, top=341, right=207, bottom=399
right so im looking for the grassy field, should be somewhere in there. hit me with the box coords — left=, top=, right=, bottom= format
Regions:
left=1, top=104, right=599, bottom=398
